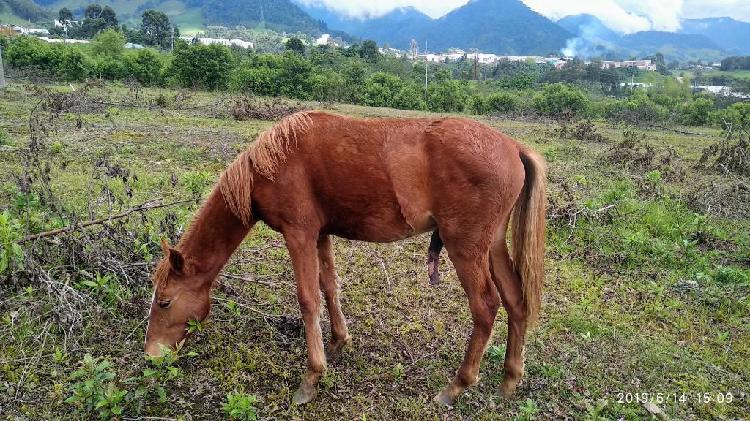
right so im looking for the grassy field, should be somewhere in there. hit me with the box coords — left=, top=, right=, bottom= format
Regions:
left=0, top=82, right=748, bottom=420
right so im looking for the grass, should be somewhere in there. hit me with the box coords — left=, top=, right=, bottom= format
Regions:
left=0, top=82, right=748, bottom=419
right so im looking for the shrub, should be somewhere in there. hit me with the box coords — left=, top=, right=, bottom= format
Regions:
left=308, top=69, right=344, bottom=102
left=363, top=71, right=404, bottom=108
left=393, top=83, right=426, bottom=110
left=426, top=80, right=468, bottom=113
left=533, top=83, right=588, bottom=117
left=465, top=94, right=487, bottom=115
left=126, top=48, right=164, bottom=86
left=486, top=91, right=519, bottom=114
left=679, top=97, right=714, bottom=126
left=171, top=43, right=234, bottom=90
left=65, top=354, right=127, bottom=419
left=91, top=28, right=126, bottom=58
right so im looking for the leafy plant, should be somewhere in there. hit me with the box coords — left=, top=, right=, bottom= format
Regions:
left=65, top=354, right=127, bottom=419
left=223, top=391, right=259, bottom=420
left=0, top=211, right=24, bottom=274
left=516, top=398, right=540, bottom=421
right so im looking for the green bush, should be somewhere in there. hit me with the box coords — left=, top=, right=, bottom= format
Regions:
left=465, top=94, right=487, bottom=115
left=486, top=91, right=520, bottom=114
left=65, top=354, right=127, bottom=419
left=125, top=48, right=165, bottom=86
left=171, top=43, right=234, bottom=90
left=363, top=71, right=404, bottom=108
left=308, top=69, right=344, bottom=102
left=393, top=83, right=426, bottom=110
left=533, top=83, right=589, bottom=116
left=679, top=97, right=714, bottom=126
left=426, top=80, right=468, bottom=113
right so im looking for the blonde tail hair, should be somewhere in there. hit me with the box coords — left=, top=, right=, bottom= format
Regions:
left=511, top=148, right=547, bottom=326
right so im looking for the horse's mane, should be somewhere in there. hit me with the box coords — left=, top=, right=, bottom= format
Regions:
left=218, top=111, right=315, bottom=226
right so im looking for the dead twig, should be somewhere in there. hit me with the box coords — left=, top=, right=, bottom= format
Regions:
left=18, top=198, right=193, bottom=243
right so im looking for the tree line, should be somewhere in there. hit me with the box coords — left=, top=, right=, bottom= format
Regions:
left=1, top=30, right=748, bottom=128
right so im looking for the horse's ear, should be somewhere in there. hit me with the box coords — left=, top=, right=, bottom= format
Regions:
left=160, top=238, right=171, bottom=255
left=167, top=247, right=185, bottom=274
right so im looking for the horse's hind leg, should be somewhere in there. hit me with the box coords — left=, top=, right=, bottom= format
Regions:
left=489, top=226, right=528, bottom=398
left=317, top=235, right=351, bottom=357
left=434, top=237, right=501, bottom=406
left=285, top=229, right=326, bottom=405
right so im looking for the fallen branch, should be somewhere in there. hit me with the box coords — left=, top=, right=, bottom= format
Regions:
left=18, top=198, right=194, bottom=243
left=651, top=125, right=705, bottom=136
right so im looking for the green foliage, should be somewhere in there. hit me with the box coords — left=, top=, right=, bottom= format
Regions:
left=181, top=171, right=214, bottom=199
left=363, top=71, right=404, bottom=108
left=0, top=211, right=24, bottom=274
left=426, top=80, right=468, bottom=113
left=715, top=101, right=750, bottom=128
left=465, top=94, right=487, bottom=115
left=679, top=97, right=715, bottom=126
left=486, top=91, right=520, bottom=114
left=75, top=272, right=128, bottom=308
left=533, top=83, right=589, bottom=116
left=0, top=128, right=10, bottom=146
left=223, top=391, right=259, bottom=420
left=284, top=37, right=305, bottom=55
left=516, top=398, right=540, bottom=421
left=141, top=9, right=174, bottom=49
left=91, top=28, right=126, bottom=58
left=171, top=43, right=234, bottom=90
left=65, top=354, right=127, bottom=419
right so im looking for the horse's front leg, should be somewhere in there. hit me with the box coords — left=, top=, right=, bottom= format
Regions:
left=285, top=229, right=326, bottom=405
left=318, top=235, right=351, bottom=357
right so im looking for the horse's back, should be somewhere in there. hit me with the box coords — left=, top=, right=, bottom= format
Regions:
left=261, top=112, right=524, bottom=242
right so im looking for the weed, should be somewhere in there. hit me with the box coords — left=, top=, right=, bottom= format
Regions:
left=516, top=398, right=540, bottom=421
left=223, top=391, right=259, bottom=420
left=0, top=212, right=24, bottom=275
left=65, top=354, right=127, bottom=419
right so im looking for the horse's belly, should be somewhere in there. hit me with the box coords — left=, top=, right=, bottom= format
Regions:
left=324, top=203, right=433, bottom=243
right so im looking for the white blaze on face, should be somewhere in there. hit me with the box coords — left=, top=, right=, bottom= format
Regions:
left=145, top=290, right=155, bottom=346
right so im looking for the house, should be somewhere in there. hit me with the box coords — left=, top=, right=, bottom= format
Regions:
left=179, top=36, right=253, bottom=49
left=601, top=60, right=656, bottom=71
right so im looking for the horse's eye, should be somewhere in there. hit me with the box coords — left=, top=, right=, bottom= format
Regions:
left=158, top=299, right=172, bottom=309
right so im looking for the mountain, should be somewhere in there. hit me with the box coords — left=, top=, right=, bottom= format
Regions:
left=0, top=0, right=48, bottom=24
left=302, top=0, right=572, bottom=55
left=558, top=13, right=726, bottom=61
left=298, top=4, right=432, bottom=47
left=680, top=17, right=750, bottom=54
left=557, top=13, right=620, bottom=42
left=28, top=0, right=328, bottom=35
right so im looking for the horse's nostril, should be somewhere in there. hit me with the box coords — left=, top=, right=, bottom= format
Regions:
left=158, top=300, right=171, bottom=309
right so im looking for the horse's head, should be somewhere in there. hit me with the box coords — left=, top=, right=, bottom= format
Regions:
left=144, top=239, right=212, bottom=357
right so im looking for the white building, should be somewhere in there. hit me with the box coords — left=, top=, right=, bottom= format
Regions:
left=179, top=36, right=253, bottom=49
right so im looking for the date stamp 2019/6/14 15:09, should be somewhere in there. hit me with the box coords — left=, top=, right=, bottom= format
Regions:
left=615, top=391, right=741, bottom=405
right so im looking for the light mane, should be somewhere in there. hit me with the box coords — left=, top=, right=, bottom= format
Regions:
left=218, top=111, right=315, bottom=226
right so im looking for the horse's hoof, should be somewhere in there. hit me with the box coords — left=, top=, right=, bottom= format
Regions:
left=292, top=383, right=317, bottom=405
left=433, top=390, right=455, bottom=408
left=327, top=336, right=352, bottom=359
left=500, top=380, right=518, bottom=399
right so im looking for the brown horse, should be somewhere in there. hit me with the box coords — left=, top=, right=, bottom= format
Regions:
left=144, top=111, right=546, bottom=406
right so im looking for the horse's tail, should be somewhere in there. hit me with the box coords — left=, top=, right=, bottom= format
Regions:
left=511, top=147, right=547, bottom=326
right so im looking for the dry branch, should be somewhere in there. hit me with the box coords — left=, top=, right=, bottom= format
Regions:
left=18, top=198, right=194, bottom=243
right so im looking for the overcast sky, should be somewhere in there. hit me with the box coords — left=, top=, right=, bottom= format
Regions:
left=298, top=0, right=750, bottom=33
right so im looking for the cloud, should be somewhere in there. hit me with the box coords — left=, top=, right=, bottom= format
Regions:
left=521, top=0, right=685, bottom=33
left=295, top=0, right=469, bottom=19
left=299, top=0, right=750, bottom=30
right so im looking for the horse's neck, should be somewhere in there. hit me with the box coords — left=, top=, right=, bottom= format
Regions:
left=178, top=187, right=252, bottom=277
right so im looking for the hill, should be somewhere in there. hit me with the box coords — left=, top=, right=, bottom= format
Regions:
left=558, top=14, right=725, bottom=61
left=302, top=0, right=572, bottom=54
left=34, top=0, right=328, bottom=35
left=0, top=0, right=48, bottom=24
left=680, top=17, right=750, bottom=55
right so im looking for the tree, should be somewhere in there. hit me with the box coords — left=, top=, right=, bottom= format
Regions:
left=91, top=29, right=125, bottom=58
left=58, top=7, right=73, bottom=23
left=363, top=72, right=403, bottom=108
left=533, top=83, right=589, bottom=116
left=359, top=40, right=380, bottom=63
left=84, top=4, right=103, bottom=20
left=285, top=37, right=305, bottom=55
left=171, top=43, right=234, bottom=90
left=141, top=10, right=173, bottom=49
